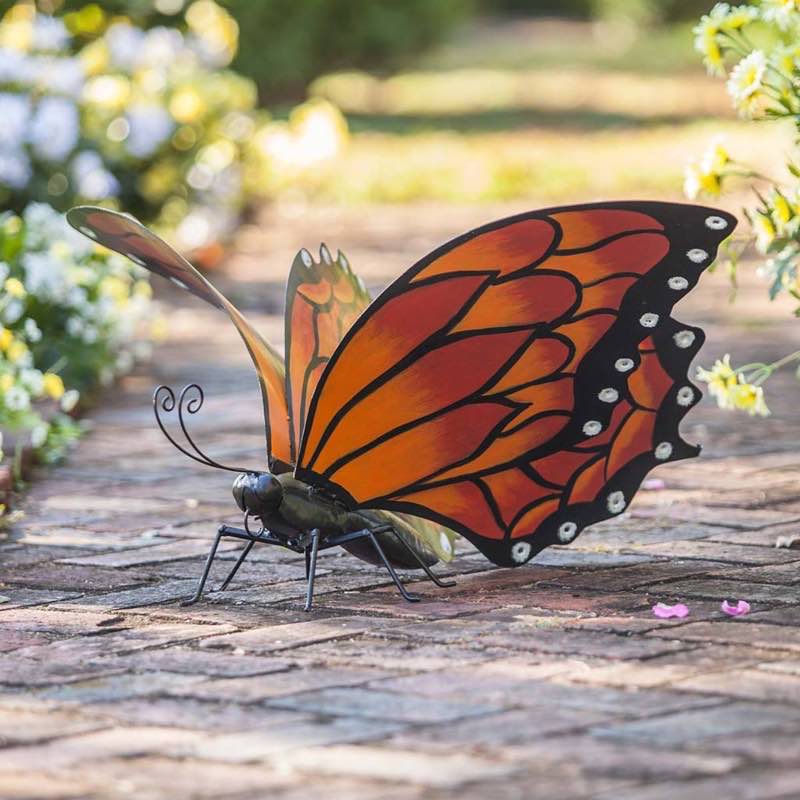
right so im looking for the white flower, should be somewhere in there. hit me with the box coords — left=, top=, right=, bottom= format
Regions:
left=22, top=202, right=93, bottom=259
left=60, top=388, right=79, bottom=412
left=22, top=251, right=68, bottom=301
left=30, top=424, right=49, bottom=448
left=23, top=318, right=41, bottom=343
left=0, top=148, right=32, bottom=190
left=0, top=50, right=29, bottom=84
left=65, top=317, right=83, bottom=339
left=762, top=0, right=800, bottom=29
left=125, top=104, right=174, bottom=158
left=19, top=368, right=44, bottom=394
left=141, top=27, right=185, bottom=69
left=727, top=50, right=767, bottom=116
left=29, top=55, right=84, bottom=98
left=32, top=16, right=70, bottom=52
left=5, top=386, right=30, bottom=412
left=67, top=287, right=88, bottom=310
left=0, top=93, right=31, bottom=150
left=28, top=97, right=80, bottom=161
left=82, top=325, right=98, bottom=345
left=71, top=151, right=119, bottom=200
left=0, top=263, right=8, bottom=284
left=105, top=23, right=146, bottom=71
left=3, top=300, right=24, bottom=324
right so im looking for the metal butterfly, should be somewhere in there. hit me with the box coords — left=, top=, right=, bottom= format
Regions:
left=67, top=202, right=736, bottom=609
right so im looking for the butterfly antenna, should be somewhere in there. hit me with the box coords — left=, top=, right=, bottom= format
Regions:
left=153, top=383, right=258, bottom=474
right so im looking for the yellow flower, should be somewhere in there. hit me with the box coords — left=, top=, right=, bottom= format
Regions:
left=754, top=212, right=776, bottom=252
left=684, top=162, right=721, bottom=199
left=774, top=193, right=793, bottom=224
left=702, top=139, right=730, bottom=173
left=727, top=50, right=768, bottom=117
left=730, top=376, right=770, bottom=416
left=99, top=275, right=129, bottom=304
left=724, top=5, right=759, bottom=28
left=83, top=75, right=131, bottom=110
left=42, top=372, right=65, bottom=400
left=693, top=3, right=755, bottom=76
left=4, top=277, right=25, bottom=298
left=0, top=328, right=11, bottom=351
left=6, top=339, right=27, bottom=364
left=0, top=4, right=34, bottom=53
left=0, top=374, right=14, bottom=392
left=697, top=354, right=738, bottom=409
left=169, top=87, right=206, bottom=124
left=133, top=280, right=152, bottom=299
left=684, top=138, right=731, bottom=200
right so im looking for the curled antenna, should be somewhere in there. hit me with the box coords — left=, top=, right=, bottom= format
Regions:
left=153, top=383, right=255, bottom=473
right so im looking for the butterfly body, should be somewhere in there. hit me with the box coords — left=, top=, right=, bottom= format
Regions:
left=67, top=200, right=736, bottom=606
left=231, top=470, right=440, bottom=568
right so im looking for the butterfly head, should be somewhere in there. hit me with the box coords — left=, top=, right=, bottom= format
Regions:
left=232, top=471, right=284, bottom=519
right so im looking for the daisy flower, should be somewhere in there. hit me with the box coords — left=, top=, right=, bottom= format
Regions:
left=727, top=50, right=768, bottom=116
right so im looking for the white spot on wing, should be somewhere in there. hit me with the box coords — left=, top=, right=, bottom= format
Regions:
left=655, top=441, right=673, bottom=460
left=705, top=215, right=728, bottom=230
left=558, top=521, right=578, bottom=542
left=677, top=386, right=695, bottom=406
left=687, top=248, right=708, bottom=264
left=640, top=312, right=659, bottom=328
left=511, top=541, right=531, bottom=564
left=599, top=387, right=619, bottom=403
left=583, top=420, right=602, bottom=436
left=607, top=491, right=626, bottom=514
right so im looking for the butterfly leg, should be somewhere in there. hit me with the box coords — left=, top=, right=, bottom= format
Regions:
left=390, top=531, right=457, bottom=588
left=304, top=528, right=321, bottom=612
left=181, top=525, right=224, bottom=606
left=216, top=539, right=255, bottom=592
left=367, top=531, right=421, bottom=603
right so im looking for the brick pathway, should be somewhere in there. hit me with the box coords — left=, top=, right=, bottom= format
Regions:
left=2, top=203, right=800, bottom=799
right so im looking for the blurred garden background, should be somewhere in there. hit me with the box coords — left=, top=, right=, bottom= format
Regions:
left=0, top=0, right=797, bottom=503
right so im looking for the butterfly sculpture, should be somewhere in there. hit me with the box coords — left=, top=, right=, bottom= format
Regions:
left=67, top=202, right=736, bottom=610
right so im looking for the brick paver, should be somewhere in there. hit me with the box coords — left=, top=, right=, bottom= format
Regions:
left=2, top=202, right=800, bottom=799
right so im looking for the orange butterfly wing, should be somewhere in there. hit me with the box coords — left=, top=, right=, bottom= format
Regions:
left=284, top=245, right=371, bottom=461
left=295, top=202, right=736, bottom=566
left=66, top=206, right=292, bottom=470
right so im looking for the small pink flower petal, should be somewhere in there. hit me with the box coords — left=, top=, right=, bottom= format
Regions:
left=721, top=599, right=750, bottom=616
left=643, top=478, right=666, bottom=490
left=652, top=602, right=689, bottom=619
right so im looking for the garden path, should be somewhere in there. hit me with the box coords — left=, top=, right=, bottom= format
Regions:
left=2, top=201, right=800, bottom=799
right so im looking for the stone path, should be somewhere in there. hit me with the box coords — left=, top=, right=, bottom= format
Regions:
left=2, top=202, right=800, bottom=799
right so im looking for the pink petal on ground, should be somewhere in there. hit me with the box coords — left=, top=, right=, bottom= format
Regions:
left=642, top=478, right=666, bottom=490
left=652, top=602, right=689, bottom=619
left=721, top=599, right=751, bottom=616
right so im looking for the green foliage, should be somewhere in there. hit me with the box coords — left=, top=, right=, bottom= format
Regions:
left=52, top=0, right=474, bottom=99
left=223, top=0, right=475, bottom=99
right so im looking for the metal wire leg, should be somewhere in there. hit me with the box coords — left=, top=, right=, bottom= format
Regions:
left=368, top=532, right=421, bottom=603
left=304, top=529, right=321, bottom=612
left=217, top=540, right=255, bottom=592
left=182, top=526, right=224, bottom=606
left=391, top=532, right=457, bottom=588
